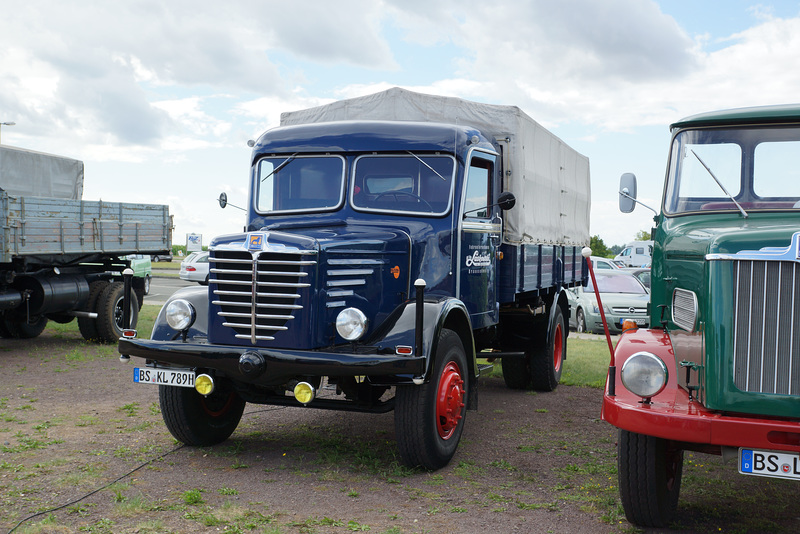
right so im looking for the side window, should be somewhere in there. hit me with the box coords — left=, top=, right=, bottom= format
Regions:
left=463, top=158, right=492, bottom=218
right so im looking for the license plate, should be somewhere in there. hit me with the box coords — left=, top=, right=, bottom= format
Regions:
left=134, top=367, right=195, bottom=388
left=739, top=448, right=800, bottom=480
left=620, top=317, right=647, bottom=326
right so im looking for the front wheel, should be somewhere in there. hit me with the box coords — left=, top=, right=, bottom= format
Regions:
left=618, top=429, right=683, bottom=528
left=159, top=380, right=245, bottom=446
left=3, top=316, right=48, bottom=339
left=576, top=308, right=586, bottom=333
left=395, top=329, right=468, bottom=470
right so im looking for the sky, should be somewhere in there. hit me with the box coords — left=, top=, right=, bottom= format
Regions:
left=2, top=0, right=800, bottom=249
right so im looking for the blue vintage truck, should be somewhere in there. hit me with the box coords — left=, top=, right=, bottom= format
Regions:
left=119, top=88, right=590, bottom=469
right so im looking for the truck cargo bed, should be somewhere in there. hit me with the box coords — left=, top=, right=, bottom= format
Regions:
left=1, top=192, right=172, bottom=263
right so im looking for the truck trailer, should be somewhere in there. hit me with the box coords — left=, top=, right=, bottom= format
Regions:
left=0, top=145, right=172, bottom=342
left=119, top=88, right=590, bottom=469
left=604, top=104, right=800, bottom=527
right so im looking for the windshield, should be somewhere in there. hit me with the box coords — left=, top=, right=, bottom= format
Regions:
left=664, top=126, right=800, bottom=214
left=256, top=155, right=345, bottom=213
left=586, top=273, right=647, bottom=294
left=351, top=154, right=455, bottom=215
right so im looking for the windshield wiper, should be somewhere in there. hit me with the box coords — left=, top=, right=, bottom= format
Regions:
left=690, top=149, right=748, bottom=218
left=261, top=153, right=298, bottom=182
left=406, top=151, right=447, bottom=181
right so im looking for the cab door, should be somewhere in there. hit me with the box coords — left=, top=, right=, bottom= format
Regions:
left=457, top=150, right=500, bottom=329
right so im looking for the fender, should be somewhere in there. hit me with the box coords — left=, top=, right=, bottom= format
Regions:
left=364, top=295, right=476, bottom=383
left=151, top=286, right=210, bottom=341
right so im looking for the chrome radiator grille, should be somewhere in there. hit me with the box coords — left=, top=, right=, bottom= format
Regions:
left=210, top=250, right=316, bottom=344
left=732, top=260, right=800, bottom=395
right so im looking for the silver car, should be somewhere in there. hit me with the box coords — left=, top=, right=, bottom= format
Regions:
left=568, top=270, right=649, bottom=334
left=179, top=251, right=210, bottom=285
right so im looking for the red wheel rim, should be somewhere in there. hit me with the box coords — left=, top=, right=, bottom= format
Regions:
left=436, top=361, right=465, bottom=440
left=552, top=322, right=563, bottom=373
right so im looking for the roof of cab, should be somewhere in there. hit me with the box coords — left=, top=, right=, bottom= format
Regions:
left=671, top=103, right=800, bottom=130
left=251, top=120, right=492, bottom=159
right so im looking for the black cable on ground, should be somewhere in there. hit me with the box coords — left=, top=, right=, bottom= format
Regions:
left=6, top=444, right=184, bottom=534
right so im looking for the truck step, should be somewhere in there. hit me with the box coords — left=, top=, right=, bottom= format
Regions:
left=477, top=363, right=494, bottom=376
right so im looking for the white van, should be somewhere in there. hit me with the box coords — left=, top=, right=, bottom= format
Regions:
left=614, top=241, right=653, bottom=267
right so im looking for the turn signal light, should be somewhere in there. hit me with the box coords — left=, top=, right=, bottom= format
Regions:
left=622, top=319, right=639, bottom=332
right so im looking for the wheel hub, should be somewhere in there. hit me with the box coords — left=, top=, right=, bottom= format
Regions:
left=436, top=361, right=465, bottom=439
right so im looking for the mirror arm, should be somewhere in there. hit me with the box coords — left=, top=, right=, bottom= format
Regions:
left=619, top=189, right=658, bottom=217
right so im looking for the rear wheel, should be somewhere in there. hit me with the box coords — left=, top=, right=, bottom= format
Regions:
left=4, top=316, right=48, bottom=339
left=395, top=329, right=468, bottom=470
left=96, top=281, right=138, bottom=343
left=159, top=380, right=246, bottom=446
left=78, top=280, right=108, bottom=341
left=618, top=429, right=683, bottom=528
left=530, top=306, right=565, bottom=392
left=143, top=275, right=151, bottom=295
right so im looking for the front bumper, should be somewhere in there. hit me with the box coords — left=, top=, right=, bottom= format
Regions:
left=119, top=337, right=426, bottom=387
left=602, top=328, right=800, bottom=454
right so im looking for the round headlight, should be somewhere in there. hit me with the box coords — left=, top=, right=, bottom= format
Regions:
left=336, top=307, right=368, bottom=341
left=165, top=299, right=196, bottom=331
left=620, top=352, right=668, bottom=399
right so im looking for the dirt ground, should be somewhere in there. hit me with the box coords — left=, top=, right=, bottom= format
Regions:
left=1, top=327, right=799, bottom=534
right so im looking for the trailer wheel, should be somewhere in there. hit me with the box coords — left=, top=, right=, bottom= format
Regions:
left=95, top=281, right=138, bottom=343
left=576, top=308, right=587, bottom=333
left=530, top=305, right=565, bottom=392
left=618, top=429, right=683, bottom=528
left=78, top=280, right=108, bottom=341
left=4, top=316, right=48, bottom=339
left=395, top=328, right=467, bottom=470
left=159, top=380, right=245, bottom=446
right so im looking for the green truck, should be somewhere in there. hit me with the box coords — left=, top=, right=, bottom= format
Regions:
left=603, top=104, right=800, bottom=527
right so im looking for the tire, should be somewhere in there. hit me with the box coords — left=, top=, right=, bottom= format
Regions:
left=78, top=280, right=108, bottom=341
left=200, top=274, right=209, bottom=286
left=159, top=380, right=245, bottom=446
left=395, top=329, right=468, bottom=470
left=576, top=308, right=586, bottom=333
left=0, top=319, right=14, bottom=338
left=95, top=281, right=139, bottom=343
left=4, top=316, right=48, bottom=339
left=501, top=352, right=532, bottom=389
left=530, top=305, right=565, bottom=392
left=618, top=429, right=683, bottom=528
left=143, top=275, right=151, bottom=295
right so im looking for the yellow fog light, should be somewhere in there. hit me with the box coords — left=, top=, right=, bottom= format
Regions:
left=293, top=382, right=316, bottom=405
left=195, top=373, right=215, bottom=396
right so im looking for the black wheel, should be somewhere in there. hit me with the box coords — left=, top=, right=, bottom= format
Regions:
left=530, top=305, right=565, bottom=392
left=200, top=274, right=209, bottom=286
left=143, top=275, right=151, bottom=295
left=4, top=316, right=48, bottom=339
left=159, top=380, right=245, bottom=446
left=501, top=352, right=532, bottom=389
left=618, top=429, right=683, bottom=528
left=576, top=308, right=586, bottom=333
left=0, top=319, right=14, bottom=338
left=78, top=280, right=108, bottom=341
left=95, top=281, right=139, bottom=343
left=395, top=329, right=468, bottom=470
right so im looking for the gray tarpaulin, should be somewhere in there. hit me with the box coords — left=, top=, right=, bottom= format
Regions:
left=0, top=145, right=84, bottom=200
left=280, top=87, right=590, bottom=246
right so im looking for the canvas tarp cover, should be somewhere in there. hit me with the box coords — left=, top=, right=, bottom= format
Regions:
left=280, top=87, right=590, bottom=246
left=0, top=145, right=84, bottom=200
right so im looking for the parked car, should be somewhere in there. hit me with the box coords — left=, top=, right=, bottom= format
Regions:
left=591, top=256, right=621, bottom=270
left=126, top=254, right=152, bottom=295
left=151, top=253, right=174, bottom=262
left=179, top=251, right=209, bottom=285
left=621, top=267, right=651, bottom=290
left=567, top=270, right=649, bottom=334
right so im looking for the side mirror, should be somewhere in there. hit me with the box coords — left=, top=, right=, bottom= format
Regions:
left=498, top=191, right=516, bottom=211
left=218, top=192, right=228, bottom=209
left=619, top=173, right=637, bottom=213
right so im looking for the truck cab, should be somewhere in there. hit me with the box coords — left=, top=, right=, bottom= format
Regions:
left=604, top=104, right=800, bottom=527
